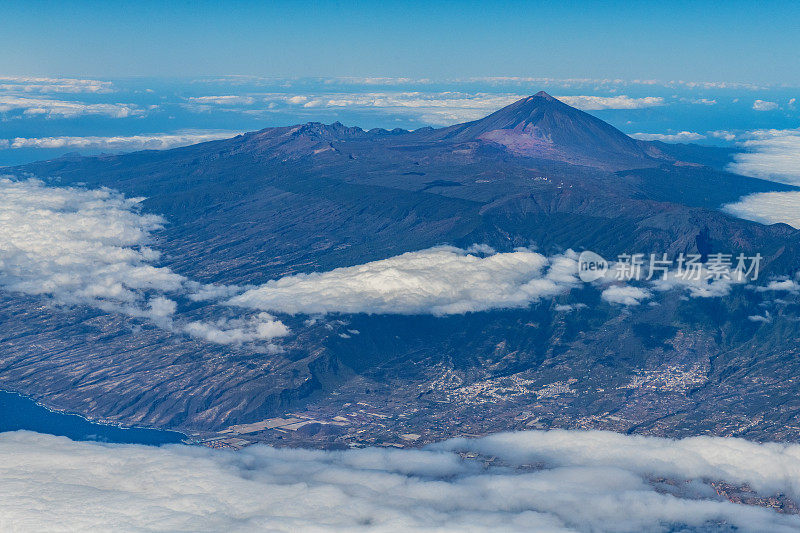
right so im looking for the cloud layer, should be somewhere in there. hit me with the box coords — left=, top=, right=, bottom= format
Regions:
left=723, top=191, right=800, bottom=229
left=0, top=178, right=182, bottom=311
left=727, top=130, right=800, bottom=186
left=0, top=95, right=142, bottom=118
left=0, top=76, right=114, bottom=94
left=0, top=178, right=286, bottom=346
left=0, top=131, right=240, bottom=151
left=554, top=95, right=665, bottom=110
left=228, top=247, right=581, bottom=315
left=2, top=429, right=800, bottom=532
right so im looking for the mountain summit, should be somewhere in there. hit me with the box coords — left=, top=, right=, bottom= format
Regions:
left=431, top=91, right=667, bottom=170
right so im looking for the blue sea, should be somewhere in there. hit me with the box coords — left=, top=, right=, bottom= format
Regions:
left=0, top=390, right=187, bottom=445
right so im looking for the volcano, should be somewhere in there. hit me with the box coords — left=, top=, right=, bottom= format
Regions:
left=223, top=91, right=670, bottom=170
left=4, top=91, right=800, bottom=449
left=423, top=91, right=668, bottom=170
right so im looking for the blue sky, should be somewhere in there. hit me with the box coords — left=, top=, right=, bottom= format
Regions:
left=2, top=1, right=799, bottom=83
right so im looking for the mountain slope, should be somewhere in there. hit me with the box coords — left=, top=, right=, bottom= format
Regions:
left=2, top=93, right=800, bottom=448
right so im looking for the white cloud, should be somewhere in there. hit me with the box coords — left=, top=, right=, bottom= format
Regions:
left=723, top=191, right=800, bottom=229
left=3, top=430, right=800, bottom=532
left=749, top=312, right=772, bottom=323
left=228, top=247, right=581, bottom=316
left=0, top=178, right=181, bottom=309
left=187, top=95, right=256, bottom=105
left=753, top=99, right=779, bottom=111
left=726, top=131, right=800, bottom=185
left=630, top=131, right=705, bottom=142
left=554, top=95, right=665, bottom=110
left=0, top=76, right=114, bottom=94
left=710, top=130, right=738, bottom=142
left=690, top=98, right=717, bottom=105
left=758, top=279, right=800, bottom=292
left=0, top=178, right=287, bottom=346
left=601, top=285, right=651, bottom=305
left=554, top=303, right=587, bottom=313
left=1, top=131, right=240, bottom=151
left=0, top=96, right=142, bottom=118
left=183, top=313, right=289, bottom=346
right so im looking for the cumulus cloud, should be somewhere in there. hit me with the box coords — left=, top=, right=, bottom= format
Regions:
left=2, top=430, right=800, bottom=532
left=753, top=99, right=780, bottom=111
left=0, top=96, right=143, bottom=118
left=726, top=131, right=800, bottom=185
left=601, top=285, right=651, bottom=305
left=0, top=178, right=182, bottom=309
left=0, top=76, right=114, bottom=94
left=723, top=191, right=800, bottom=229
left=0, top=178, right=286, bottom=346
left=0, top=131, right=240, bottom=152
left=228, top=247, right=581, bottom=316
left=554, top=95, right=665, bottom=110
left=183, top=313, right=289, bottom=347
left=630, top=131, right=705, bottom=142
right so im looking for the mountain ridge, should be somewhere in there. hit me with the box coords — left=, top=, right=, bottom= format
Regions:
left=180, top=92, right=672, bottom=170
